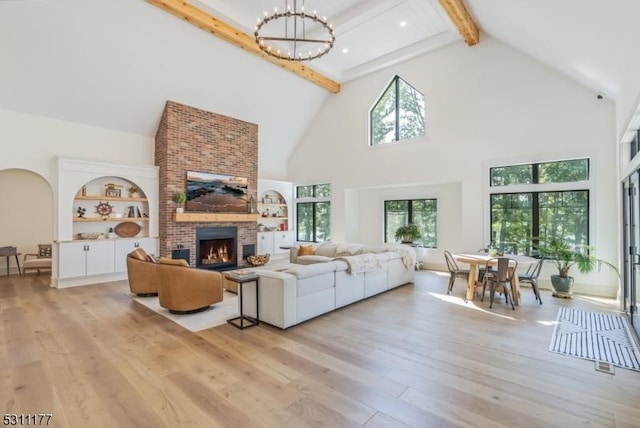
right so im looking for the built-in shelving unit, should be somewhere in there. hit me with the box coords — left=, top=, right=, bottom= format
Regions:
left=256, top=180, right=295, bottom=256
left=54, top=157, right=160, bottom=288
left=257, top=191, right=289, bottom=231
left=73, top=177, right=150, bottom=236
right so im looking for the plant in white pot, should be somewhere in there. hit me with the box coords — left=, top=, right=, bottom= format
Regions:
left=394, top=223, right=422, bottom=244
left=537, top=238, right=618, bottom=298
left=172, top=192, right=186, bottom=213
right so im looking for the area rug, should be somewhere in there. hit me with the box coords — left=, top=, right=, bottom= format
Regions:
left=549, top=307, right=640, bottom=372
left=130, top=291, right=239, bottom=332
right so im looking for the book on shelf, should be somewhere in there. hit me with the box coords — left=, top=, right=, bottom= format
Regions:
left=127, top=205, right=142, bottom=218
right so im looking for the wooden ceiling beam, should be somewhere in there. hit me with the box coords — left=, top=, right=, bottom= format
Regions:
left=146, top=0, right=341, bottom=94
left=438, top=0, right=479, bottom=46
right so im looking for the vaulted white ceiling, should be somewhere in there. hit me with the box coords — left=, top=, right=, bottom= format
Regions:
left=468, top=0, right=638, bottom=103
left=195, top=0, right=458, bottom=82
left=0, top=0, right=637, bottom=177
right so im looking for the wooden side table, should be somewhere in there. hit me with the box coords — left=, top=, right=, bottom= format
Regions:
left=225, top=272, right=259, bottom=329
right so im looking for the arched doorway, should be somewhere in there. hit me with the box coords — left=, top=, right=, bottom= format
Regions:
left=0, top=168, right=54, bottom=275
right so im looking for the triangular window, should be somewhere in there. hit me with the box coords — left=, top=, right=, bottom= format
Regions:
left=369, top=75, right=425, bottom=145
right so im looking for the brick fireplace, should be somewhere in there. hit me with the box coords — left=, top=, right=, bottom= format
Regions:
left=155, top=100, right=258, bottom=269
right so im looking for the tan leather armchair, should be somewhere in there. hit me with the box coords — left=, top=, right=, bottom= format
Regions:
left=156, top=261, right=223, bottom=314
left=126, top=248, right=158, bottom=296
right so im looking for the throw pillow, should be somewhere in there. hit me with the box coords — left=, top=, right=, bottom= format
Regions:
left=145, top=253, right=158, bottom=263
left=298, top=245, right=315, bottom=256
left=38, top=245, right=52, bottom=258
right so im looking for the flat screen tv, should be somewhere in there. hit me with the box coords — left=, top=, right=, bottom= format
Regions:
left=185, top=171, right=249, bottom=213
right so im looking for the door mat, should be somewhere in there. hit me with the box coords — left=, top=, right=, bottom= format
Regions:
left=549, top=307, right=640, bottom=372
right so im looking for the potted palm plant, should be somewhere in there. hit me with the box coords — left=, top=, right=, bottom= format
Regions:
left=537, top=238, right=618, bottom=298
left=395, top=223, right=422, bottom=244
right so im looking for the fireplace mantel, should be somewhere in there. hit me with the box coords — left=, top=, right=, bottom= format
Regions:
left=173, top=213, right=260, bottom=223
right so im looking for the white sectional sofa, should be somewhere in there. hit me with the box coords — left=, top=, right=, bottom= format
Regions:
left=239, top=243, right=416, bottom=329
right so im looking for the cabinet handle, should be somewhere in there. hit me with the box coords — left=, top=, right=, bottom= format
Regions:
left=85, top=245, right=89, bottom=251
left=134, top=242, right=139, bottom=248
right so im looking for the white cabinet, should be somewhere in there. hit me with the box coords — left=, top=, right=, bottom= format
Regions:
left=58, top=238, right=157, bottom=280
left=257, top=231, right=295, bottom=255
left=58, top=240, right=115, bottom=279
left=114, top=238, right=158, bottom=272
left=274, top=231, right=295, bottom=254
left=257, top=232, right=274, bottom=256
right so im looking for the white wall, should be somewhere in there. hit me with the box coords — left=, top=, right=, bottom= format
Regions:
left=288, top=36, right=619, bottom=296
left=0, top=108, right=154, bottom=184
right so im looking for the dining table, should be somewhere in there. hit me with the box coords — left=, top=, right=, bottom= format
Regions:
left=452, top=253, right=538, bottom=306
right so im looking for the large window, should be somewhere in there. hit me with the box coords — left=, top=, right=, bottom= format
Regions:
left=296, top=184, right=331, bottom=242
left=384, top=199, right=437, bottom=247
left=489, top=159, right=590, bottom=255
left=370, top=75, right=425, bottom=146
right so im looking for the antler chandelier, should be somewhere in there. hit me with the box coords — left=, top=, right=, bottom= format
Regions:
left=254, top=0, right=335, bottom=61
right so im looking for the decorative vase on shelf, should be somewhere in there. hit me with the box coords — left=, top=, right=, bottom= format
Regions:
left=248, top=195, right=257, bottom=214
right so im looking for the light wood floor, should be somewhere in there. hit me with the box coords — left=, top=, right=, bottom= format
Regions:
left=1, top=271, right=639, bottom=428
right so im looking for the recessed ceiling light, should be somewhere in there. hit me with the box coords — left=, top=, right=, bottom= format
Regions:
left=342, top=48, right=349, bottom=53
left=400, top=21, right=408, bottom=27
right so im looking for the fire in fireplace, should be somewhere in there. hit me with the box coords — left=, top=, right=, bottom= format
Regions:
left=195, top=227, right=237, bottom=271
left=201, top=240, right=232, bottom=265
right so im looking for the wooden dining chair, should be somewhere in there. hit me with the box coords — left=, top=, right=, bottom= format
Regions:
left=518, top=257, right=544, bottom=305
left=481, top=257, right=518, bottom=310
left=444, top=250, right=469, bottom=295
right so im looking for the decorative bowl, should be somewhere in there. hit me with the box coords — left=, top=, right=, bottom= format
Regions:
left=247, top=254, right=270, bottom=266
left=78, top=232, right=101, bottom=240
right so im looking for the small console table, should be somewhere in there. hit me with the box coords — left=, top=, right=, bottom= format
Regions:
left=225, top=271, right=260, bottom=329
left=0, top=246, right=21, bottom=276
